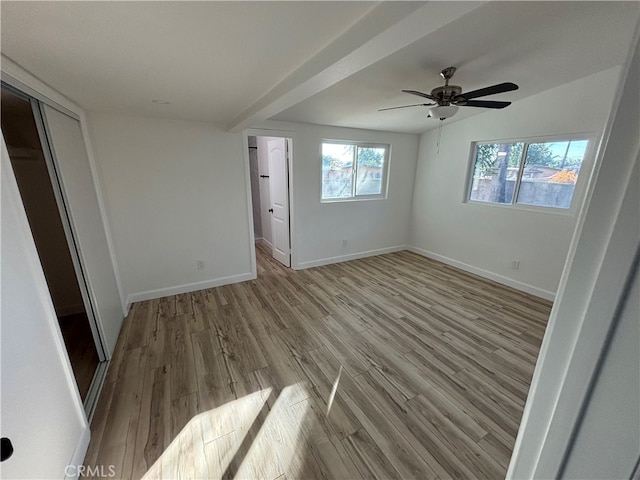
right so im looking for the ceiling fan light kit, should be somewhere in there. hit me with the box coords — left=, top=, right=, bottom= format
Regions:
left=380, top=66, right=519, bottom=121
left=428, top=105, right=458, bottom=120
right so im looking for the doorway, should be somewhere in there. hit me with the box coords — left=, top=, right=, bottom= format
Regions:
left=247, top=134, right=293, bottom=272
left=1, top=86, right=104, bottom=403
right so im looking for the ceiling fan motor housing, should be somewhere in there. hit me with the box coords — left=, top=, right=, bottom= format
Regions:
left=430, top=85, right=463, bottom=106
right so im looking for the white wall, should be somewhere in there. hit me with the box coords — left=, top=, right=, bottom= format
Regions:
left=1, top=134, right=88, bottom=479
left=256, top=121, right=420, bottom=268
left=408, top=66, right=621, bottom=299
left=87, top=113, right=254, bottom=306
left=89, top=115, right=417, bottom=305
left=508, top=29, right=640, bottom=478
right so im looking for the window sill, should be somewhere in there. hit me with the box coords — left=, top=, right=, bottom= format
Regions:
left=464, top=199, right=577, bottom=216
left=321, top=195, right=387, bottom=204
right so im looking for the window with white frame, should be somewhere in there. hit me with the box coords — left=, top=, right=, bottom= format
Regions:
left=467, top=137, right=590, bottom=210
left=321, top=142, right=389, bottom=201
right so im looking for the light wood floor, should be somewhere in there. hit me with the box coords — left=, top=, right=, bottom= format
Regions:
left=83, top=244, right=551, bottom=479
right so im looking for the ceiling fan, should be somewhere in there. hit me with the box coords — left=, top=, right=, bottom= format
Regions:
left=380, top=67, right=519, bottom=120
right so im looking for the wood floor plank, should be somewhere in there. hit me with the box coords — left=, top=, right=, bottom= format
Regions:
left=406, top=393, right=505, bottom=479
left=166, top=315, right=197, bottom=400
left=203, top=430, right=240, bottom=479
left=84, top=245, right=551, bottom=479
left=143, top=365, right=171, bottom=469
left=125, top=301, right=153, bottom=351
left=478, top=431, right=513, bottom=471
left=405, top=346, right=517, bottom=447
left=130, top=366, right=155, bottom=479
left=82, top=378, right=117, bottom=470
left=342, top=429, right=402, bottom=480
left=293, top=352, right=362, bottom=440
left=336, top=373, right=441, bottom=480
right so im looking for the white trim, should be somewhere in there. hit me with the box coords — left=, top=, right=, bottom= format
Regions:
left=1, top=56, right=81, bottom=118
left=407, top=245, right=556, bottom=301
left=258, top=237, right=273, bottom=250
left=320, top=139, right=391, bottom=202
left=125, top=272, right=256, bottom=309
left=295, top=245, right=406, bottom=270
left=463, top=132, right=598, bottom=217
left=64, top=426, right=91, bottom=480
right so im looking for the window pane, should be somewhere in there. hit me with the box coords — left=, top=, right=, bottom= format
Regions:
left=322, top=143, right=354, bottom=199
left=355, top=146, right=385, bottom=196
left=516, top=140, right=588, bottom=208
left=469, top=142, right=524, bottom=204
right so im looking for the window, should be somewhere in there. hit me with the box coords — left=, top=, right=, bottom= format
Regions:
left=321, top=142, right=389, bottom=201
left=467, top=137, right=590, bottom=210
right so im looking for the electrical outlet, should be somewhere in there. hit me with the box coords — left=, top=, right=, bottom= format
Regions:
left=511, top=260, right=520, bottom=270
left=342, top=239, right=348, bottom=248
left=196, top=260, right=205, bottom=271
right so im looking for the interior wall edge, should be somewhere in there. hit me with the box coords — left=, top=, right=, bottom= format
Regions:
left=80, top=114, right=127, bottom=317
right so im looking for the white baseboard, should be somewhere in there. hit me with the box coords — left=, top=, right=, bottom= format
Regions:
left=406, top=245, right=556, bottom=301
left=65, top=425, right=91, bottom=480
left=125, top=272, right=256, bottom=310
left=295, top=245, right=406, bottom=270
left=257, top=237, right=273, bottom=249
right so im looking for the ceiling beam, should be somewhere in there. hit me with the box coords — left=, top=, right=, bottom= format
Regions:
left=228, top=1, right=487, bottom=132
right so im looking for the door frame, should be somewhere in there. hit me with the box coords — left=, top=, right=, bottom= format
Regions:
left=2, top=82, right=110, bottom=417
left=242, top=129, right=296, bottom=274
left=1, top=56, right=127, bottom=319
left=33, top=98, right=108, bottom=362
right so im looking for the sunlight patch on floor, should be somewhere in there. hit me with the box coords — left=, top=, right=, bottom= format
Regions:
left=142, top=387, right=271, bottom=479
left=142, top=383, right=313, bottom=479
left=326, top=366, right=343, bottom=415
left=235, top=383, right=310, bottom=479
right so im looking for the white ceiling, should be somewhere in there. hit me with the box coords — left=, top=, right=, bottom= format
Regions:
left=1, top=1, right=638, bottom=134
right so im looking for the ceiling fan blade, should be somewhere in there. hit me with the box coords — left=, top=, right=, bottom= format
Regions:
left=457, top=100, right=511, bottom=109
left=378, top=103, right=435, bottom=111
left=455, top=82, right=519, bottom=100
left=401, top=89, right=438, bottom=101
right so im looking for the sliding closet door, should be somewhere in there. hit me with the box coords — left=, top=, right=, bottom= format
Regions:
left=40, top=105, right=122, bottom=356
left=1, top=133, right=88, bottom=479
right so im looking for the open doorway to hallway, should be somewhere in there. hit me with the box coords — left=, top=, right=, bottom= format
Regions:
left=247, top=134, right=293, bottom=274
